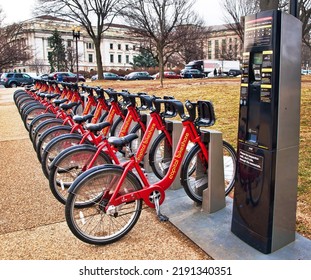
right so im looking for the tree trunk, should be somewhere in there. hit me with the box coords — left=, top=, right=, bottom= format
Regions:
left=260, top=0, right=279, bottom=11
left=158, top=47, right=164, bottom=88
left=94, top=39, right=104, bottom=80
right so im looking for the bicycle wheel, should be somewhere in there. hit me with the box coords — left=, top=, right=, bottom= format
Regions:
left=14, top=90, right=28, bottom=104
left=148, top=132, right=173, bottom=179
left=49, top=145, right=112, bottom=204
left=20, top=100, right=42, bottom=116
left=41, top=133, right=89, bottom=179
left=36, top=125, right=74, bottom=162
left=110, top=116, right=124, bottom=136
left=32, top=119, right=65, bottom=148
left=22, top=105, right=49, bottom=131
left=65, top=166, right=143, bottom=245
left=17, top=97, right=37, bottom=113
left=29, top=113, right=57, bottom=141
left=128, top=123, right=144, bottom=154
left=180, top=141, right=237, bottom=203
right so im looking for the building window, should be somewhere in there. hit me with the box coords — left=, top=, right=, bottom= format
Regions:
left=110, top=54, right=114, bottom=63
left=110, top=43, right=113, bottom=50
left=222, top=39, right=226, bottom=54
left=125, top=44, right=129, bottom=51
left=133, top=45, right=136, bottom=51
left=215, top=40, right=219, bottom=59
left=126, top=55, right=129, bottom=64
left=118, top=54, right=122, bottom=63
left=88, top=54, right=93, bottom=63
left=118, top=44, right=121, bottom=50
left=67, top=40, right=72, bottom=47
left=207, top=41, right=212, bottom=59
left=86, top=42, right=94, bottom=49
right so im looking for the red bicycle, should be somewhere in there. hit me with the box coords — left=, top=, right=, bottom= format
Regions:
left=64, top=99, right=235, bottom=245
left=46, top=93, right=161, bottom=204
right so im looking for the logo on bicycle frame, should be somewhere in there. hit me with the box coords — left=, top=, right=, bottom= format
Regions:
left=136, top=122, right=156, bottom=162
left=169, top=132, right=189, bottom=179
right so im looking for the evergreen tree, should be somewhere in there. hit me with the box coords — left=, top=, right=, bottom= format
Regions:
left=48, top=29, right=67, bottom=72
left=132, top=49, right=158, bottom=68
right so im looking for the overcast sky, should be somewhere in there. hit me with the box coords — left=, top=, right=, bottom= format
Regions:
left=0, top=0, right=226, bottom=26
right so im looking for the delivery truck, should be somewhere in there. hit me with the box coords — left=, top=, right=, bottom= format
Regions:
left=183, top=59, right=240, bottom=76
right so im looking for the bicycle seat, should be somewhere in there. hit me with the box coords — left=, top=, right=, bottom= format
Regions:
left=72, top=114, right=93, bottom=124
left=45, top=93, right=60, bottom=100
left=54, top=98, right=68, bottom=106
left=60, top=102, right=80, bottom=111
left=85, top=121, right=111, bottom=133
left=108, top=133, right=138, bottom=148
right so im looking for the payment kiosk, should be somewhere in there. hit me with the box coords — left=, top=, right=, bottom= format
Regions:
left=231, top=10, right=302, bottom=254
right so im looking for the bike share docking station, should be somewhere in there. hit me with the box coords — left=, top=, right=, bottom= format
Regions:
left=160, top=8, right=310, bottom=260
left=231, top=10, right=302, bottom=254
left=142, top=115, right=226, bottom=213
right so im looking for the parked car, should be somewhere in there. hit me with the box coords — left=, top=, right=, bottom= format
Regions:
left=0, top=72, right=34, bottom=88
left=154, top=71, right=181, bottom=79
left=91, top=72, right=124, bottom=81
left=180, top=69, right=206, bottom=79
left=124, top=71, right=153, bottom=80
left=39, top=73, right=49, bottom=80
left=207, top=72, right=228, bottom=78
left=301, top=69, right=311, bottom=75
left=228, top=69, right=242, bottom=77
left=48, top=72, right=86, bottom=82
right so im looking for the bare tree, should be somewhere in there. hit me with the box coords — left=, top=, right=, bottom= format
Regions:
left=120, top=0, right=201, bottom=86
left=222, top=0, right=309, bottom=46
left=299, top=0, right=311, bottom=49
left=0, top=8, right=32, bottom=70
left=222, top=0, right=260, bottom=43
left=175, top=24, right=209, bottom=64
left=36, top=0, right=122, bottom=80
left=260, top=0, right=280, bottom=10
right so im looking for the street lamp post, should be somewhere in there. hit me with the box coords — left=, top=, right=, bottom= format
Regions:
left=72, top=26, right=80, bottom=83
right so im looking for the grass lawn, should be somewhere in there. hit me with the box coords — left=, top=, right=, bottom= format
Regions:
left=88, top=75, right=311, bottom=239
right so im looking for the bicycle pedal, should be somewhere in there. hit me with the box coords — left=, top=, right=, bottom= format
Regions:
left=158, top=214, right=169, bottom=222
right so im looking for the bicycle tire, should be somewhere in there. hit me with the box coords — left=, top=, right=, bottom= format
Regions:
left=36, top=125, right=74, bottom=162
left=41, top=133, right=90, bottom=179
left=110, top=116, right=123, bottom=136
left=49, top=144, right=112, bottom=204
left=32, top=118, right=65, bottom=148
left=128, top=123, right=144, bottom=157
left=65, top=165, right=143, bottom=245
left=180, top=141, right=237, bottom=203
left=20, top=100, right=42, bottom=116
left=13, top=90, right=28, bottom=103
left=17, top=97, right=36, bottom=112
left=22, top=105, right=49, bottom=131
left=29, top=113, right=57, bottom=141
left=148, top=132, right=173, bottom=179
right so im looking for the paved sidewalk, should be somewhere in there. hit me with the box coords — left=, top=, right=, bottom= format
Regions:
left=1, top=87, right=310, bottom=261
left=0, top=87, right=209, bottom=260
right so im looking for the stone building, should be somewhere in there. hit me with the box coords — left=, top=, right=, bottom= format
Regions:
left=11, top=15, right=244, bottom=74
left=16, top=15, right=140, bottom=74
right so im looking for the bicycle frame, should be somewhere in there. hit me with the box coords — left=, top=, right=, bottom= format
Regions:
left=105, top=119, right=208, bottom=209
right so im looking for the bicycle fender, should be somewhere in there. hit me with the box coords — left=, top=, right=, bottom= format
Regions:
left=49, top=144, right=97, bottom=169
left=44, top=133, right=84, bottom=152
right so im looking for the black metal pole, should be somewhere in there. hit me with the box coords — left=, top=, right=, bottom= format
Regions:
left=72, top=28, right=80, bottom=83
left=289, top=0, right=298, bottom=18
left=75, top=36, right=79, bottom=83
